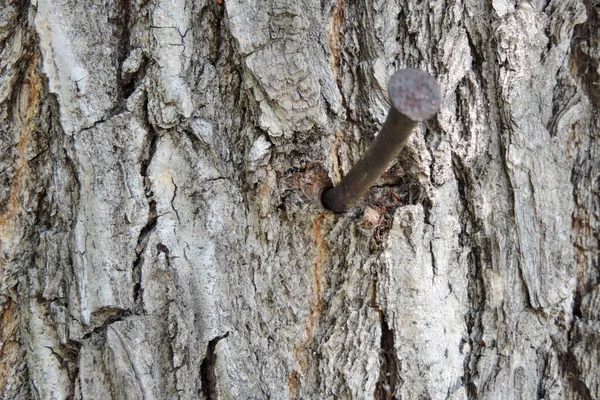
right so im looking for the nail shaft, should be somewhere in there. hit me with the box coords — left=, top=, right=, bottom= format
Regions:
left=322, top=69, right=441, bottom=212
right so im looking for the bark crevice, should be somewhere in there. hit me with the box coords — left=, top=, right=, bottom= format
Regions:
left=200, top=332, right=229, bottom=400
left=556, top=341, right=594, bottom=400
left=132, top=126, right=159, bottom=313
left=452, top=154, right=486, bottom=399
left=374, top=311, right=398, bottom=400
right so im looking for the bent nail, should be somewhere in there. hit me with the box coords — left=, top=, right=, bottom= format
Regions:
left=322, top=68, right=441, bottom=212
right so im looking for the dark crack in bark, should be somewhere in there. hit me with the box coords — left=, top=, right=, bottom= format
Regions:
left=369, top=275, right=398, bottom=400
left=555, top=341, right=594, bottom=400
left=562, top=1, right=600, bottom=398
left=452, top=154, right=487, bottom=399
left=374, top=311, right=398, bottom=400
left=132, top=127, right=159, bottom=313
left=200, top=332, right=229, bottom=400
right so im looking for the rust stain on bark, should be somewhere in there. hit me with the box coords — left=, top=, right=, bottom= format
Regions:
left=329, top=129, right=344, bottom=185
left=568, top=0, right=600, bottom=304
left=0, top=299, right=19, bottom=397
left=292, top=212, right=330, bottom=381
left=327, top=0, right=344, bottom=83
left=564, top=2, right=599, bottom=398
left=0, top=57, right=40, bottom=396
left=0, top=57, right=41, bottom=242
left=309, top=213, right=328, bottom=327
left=287, top=370, right=301, bottom=400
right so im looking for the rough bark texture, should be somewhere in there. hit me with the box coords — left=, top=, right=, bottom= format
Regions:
left=0, top=0, right=598, bottom=399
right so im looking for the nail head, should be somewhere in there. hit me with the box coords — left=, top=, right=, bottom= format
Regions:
left=388, top=69, right=442, bottom=122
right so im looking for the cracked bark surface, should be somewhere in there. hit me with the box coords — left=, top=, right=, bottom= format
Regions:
left=0, top=0, right=599, bottom=399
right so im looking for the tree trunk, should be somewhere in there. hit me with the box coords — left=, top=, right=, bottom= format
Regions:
left=1, top=0, right=598, bottom=398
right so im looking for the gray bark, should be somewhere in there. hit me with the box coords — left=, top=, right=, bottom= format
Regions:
left=0, top=0, right=598, bottom=399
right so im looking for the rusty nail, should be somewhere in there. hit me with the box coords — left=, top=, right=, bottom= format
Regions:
left=321, top=69, right=441, bottom=212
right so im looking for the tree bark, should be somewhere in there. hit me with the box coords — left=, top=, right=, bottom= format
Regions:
left=0, top=0, right=598, bottom=399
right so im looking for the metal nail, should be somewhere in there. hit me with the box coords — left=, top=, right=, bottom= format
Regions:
left=321, top=69, right=441, bottom=212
